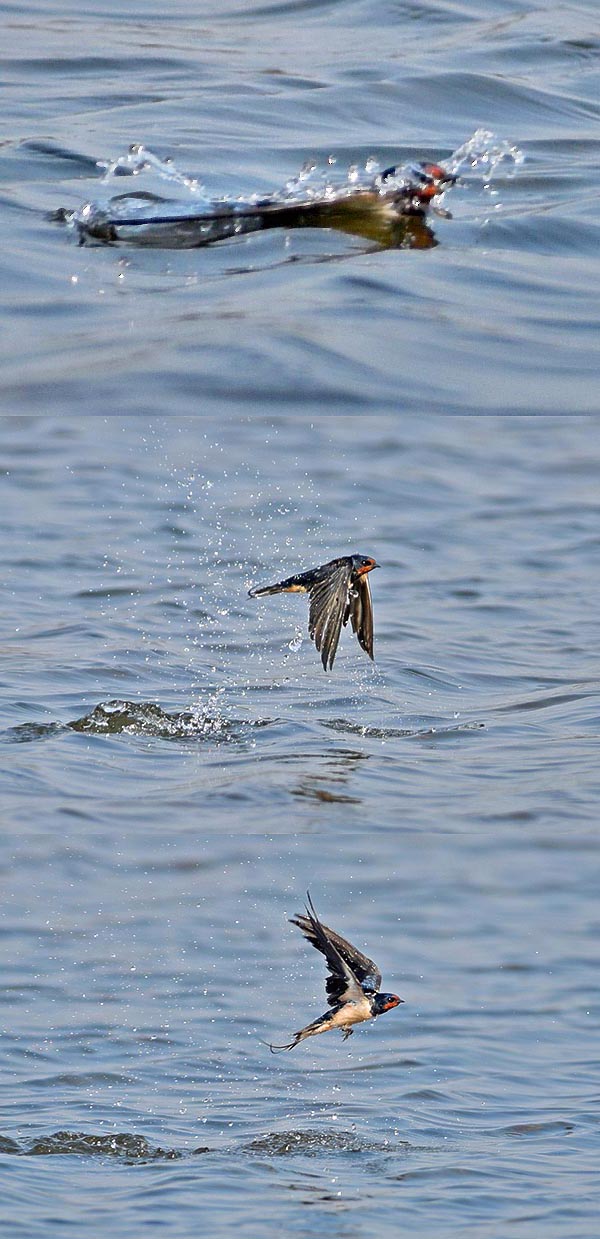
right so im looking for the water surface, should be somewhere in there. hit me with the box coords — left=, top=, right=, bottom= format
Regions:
left=1, top=415, right=599, bottom=1237
left=1, top=0, right=599, bottom=1233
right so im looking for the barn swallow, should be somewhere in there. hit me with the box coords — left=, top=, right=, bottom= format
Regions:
left=248, top=554, right=378, bottom=671
left=267, top=893, right=402, bottom=1052
left=75, top=162, right=455, bottom=246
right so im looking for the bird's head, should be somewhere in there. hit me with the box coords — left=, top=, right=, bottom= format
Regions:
left=411, top=163, right=457, bottom=199
left=352, top=555, right=379, bottom=575
left=372, top=993, right=403, bottom=1016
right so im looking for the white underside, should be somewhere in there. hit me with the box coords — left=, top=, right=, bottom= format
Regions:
left=326, top=997, right=373, bottom=1032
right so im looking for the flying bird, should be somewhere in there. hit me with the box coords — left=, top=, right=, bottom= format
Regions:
left=267, top=893, right=402, bottom=1052
left=248, top=554, right=378, bottom=670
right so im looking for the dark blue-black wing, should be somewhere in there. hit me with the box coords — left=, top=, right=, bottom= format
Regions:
left=307, top=560, right=352, bottom=671
left=290, top=893, right=381, bottom=1007
left=346, top=572, right=374, bottom=660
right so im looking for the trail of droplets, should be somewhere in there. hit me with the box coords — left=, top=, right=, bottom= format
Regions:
left=445, top=127, right=524, bottom=182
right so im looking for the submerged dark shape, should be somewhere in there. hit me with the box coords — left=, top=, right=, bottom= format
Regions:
left=74, top=159, right=454, bottom=251
left=267, top=892, right=403, bottom=1052
left=248, top=553, right=378, bottom=671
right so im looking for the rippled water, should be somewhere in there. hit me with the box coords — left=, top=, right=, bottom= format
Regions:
left=2, top=415, right=599, bottom=1237
left=2, top=0, right=600, bottom=1233
left=2, top=0, right=599, bottom=415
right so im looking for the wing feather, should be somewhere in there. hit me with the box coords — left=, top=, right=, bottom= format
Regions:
left=349, top=574, right=374, bottom=659
left=307, top=561, right=351, bottom=670
left=290, top=894, right=381, bottom=1006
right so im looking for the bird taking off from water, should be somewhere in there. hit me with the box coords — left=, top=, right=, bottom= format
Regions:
left=267, top=893, right=402, bottom=1052
left=248, top=554, right=378, bottom=670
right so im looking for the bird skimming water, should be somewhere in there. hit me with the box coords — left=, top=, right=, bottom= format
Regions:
left=248, top=554, right=378, bottom=670
left=268, top=893, right=402, bottom=1052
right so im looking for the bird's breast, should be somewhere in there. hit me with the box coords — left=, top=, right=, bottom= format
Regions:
left=330, top=996, right=374, bottom=1028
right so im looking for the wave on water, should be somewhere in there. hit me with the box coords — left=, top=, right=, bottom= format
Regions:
left=68, top=698, right=242, bottom=739
left=0, top=1131, right=207, bottom=1161
left=0, top=1126, right=414, bottom=1162
left=54, top=128, right=522, bottom=251
left=443, top=128, right=524, bottom=181
left=2, top=700, right=268, bottom=743
left=243, top=1128, right=409, bottom=1156
left=324, top=717, right=485, bottom=741
left=1, top=703, right=484, bottom=746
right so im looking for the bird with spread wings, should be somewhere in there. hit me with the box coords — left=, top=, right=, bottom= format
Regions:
left=267, top=893, right=402, bottom=1052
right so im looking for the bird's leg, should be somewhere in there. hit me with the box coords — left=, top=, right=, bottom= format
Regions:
left=341, top=1028, right=354, bottom=1041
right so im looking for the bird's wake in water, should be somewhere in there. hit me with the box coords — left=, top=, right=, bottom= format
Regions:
left=56, top=128, right=522, bottom=251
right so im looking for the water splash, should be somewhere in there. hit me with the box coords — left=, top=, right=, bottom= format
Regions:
left=68, top=698, right=249, bottom=741
left=98, top=144, right=207, bottom=198
left=59, top=143, right=453, bottom=248
left=57, top=131, right=522, bottom=248
left=269, top=153, right=448, bottom=205
left=445, top=127, right=524, bottom=183
left=69, top=143, right=214, bottom=243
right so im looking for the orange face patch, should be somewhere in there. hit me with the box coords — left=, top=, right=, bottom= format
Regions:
left=381, top=996, right=401, bottom=1011
left=422, top=163, right=447, bottom=182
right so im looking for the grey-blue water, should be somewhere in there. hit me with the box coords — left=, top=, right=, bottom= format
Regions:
left=2, top=415, right=599, bottom=1237
left=2, top=0, right=600, bottom=1236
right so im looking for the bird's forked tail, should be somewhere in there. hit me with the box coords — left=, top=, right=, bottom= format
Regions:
left=264, top=1010, right=331, bottom=1053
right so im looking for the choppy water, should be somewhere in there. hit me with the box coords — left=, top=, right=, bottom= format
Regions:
left=2, top=415, right=599, bottom=1238
left=2, top=0, right=600, bottom=1234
